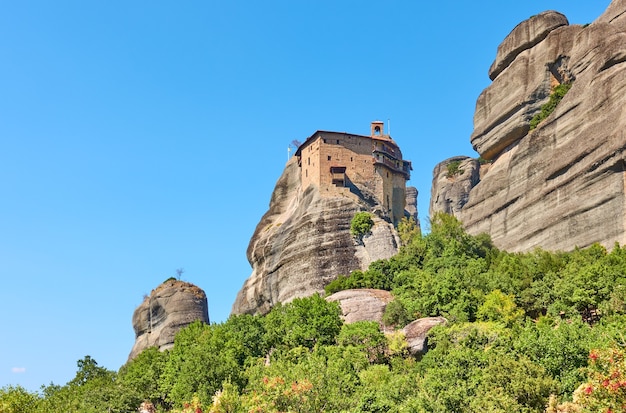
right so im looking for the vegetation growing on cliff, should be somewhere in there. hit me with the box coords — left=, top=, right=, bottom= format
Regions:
left=529, top=83, right=573, bottom=130
left=4, top=213, right=626, bottom=412
left=446, top=160, right=465, bottom=177
left=350, top=211, right=374, bottom=238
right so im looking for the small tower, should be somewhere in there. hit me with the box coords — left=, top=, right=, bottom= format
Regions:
left=371, top=121, right=385, bottom=137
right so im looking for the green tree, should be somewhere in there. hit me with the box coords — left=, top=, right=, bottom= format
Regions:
left=351, top=212, right=374, bottom=238
left=338, top=321, right=388, bottom=363
left=397, top=216, right=420, bottom=246
left=118, top=346, right=169, bottom=410
left=477, top=289, right=525, bottom=327
left=513, top=317, right=604, bottom=394
left=263, top=294, right=343, bottom=351
left=160, top=320, right=249, bottom=407
left=0, top=385, right=40, bottom=413
left=243, top=345, right=363, bottom=412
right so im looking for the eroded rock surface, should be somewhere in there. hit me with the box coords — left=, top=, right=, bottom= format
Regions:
left=128, top=280, right=209, bottom=360
left=432, top=0, right=626, bottom=252
left=326, top=289, right=394, bottom=325
left=232, top=157, right=403, bottom=315
left=488, top=11, right=569, bottom=81
left=429, top=157, right=480, bottom=219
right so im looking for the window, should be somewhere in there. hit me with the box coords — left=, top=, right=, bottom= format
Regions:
left=336, top=139, right=340, bottom=144
left=305, top=169, right=308, bottom=177
left=374, top=126, right=381, bottom=135
left=327, top=156, right=331, bottom=161
left=308, top=157, right=310, bottom=166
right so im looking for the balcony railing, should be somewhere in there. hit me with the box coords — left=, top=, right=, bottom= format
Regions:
left=373, top=145, right=398, bottom=160
left=372, top=154, right=411, bottom=179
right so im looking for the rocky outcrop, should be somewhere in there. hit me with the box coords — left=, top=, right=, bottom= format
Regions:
left=405, top=186, right=419, bottom=221
left=404, top=186, right=422, bottom=234
left=326, top=289, right=394, bottom=325
left=429, top=157, right=480, bottom=219
left=402, top=317, right=447, bottom=355
left=488, top=11, right=569, bottom=81
left=128, top=280, right=209, bottom=360
left=432, top=0, right=626, bottom=252
left=232, top=157, right=403, bottom=315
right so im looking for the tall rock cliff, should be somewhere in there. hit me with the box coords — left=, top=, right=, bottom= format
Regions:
left=431, top=1, right=626, bottom=252
left=128, top=279, right=209, bottom=360
left=232, top=156, right=417, bottom=315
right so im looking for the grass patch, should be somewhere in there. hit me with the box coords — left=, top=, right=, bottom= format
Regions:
left=446, top=160, right=465, bottom=178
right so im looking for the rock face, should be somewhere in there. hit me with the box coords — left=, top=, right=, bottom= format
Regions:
left=128, top=280, right=209, bottom=360
left=431, top=0, right=626, bottom=252
left=405, top=186, right=421, bottom=232
left=232, top=157, right=404, bottom=315
left=429, top=157, right=480, bottom=218
left=326, top=289, right=394, bottom=325
left=402, top=317, right=447, bottom=355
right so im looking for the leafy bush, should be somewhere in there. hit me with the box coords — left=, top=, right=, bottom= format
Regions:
left=350, top=212, right=374, bottom=238
left=529, top=83, right=573, bottom=130
left=382, top=298, right=411, bottom=327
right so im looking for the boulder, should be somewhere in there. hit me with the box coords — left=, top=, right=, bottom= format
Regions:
left=489, top=11, right=569, bottom=81
left=128, top=280, right=209, bottom=360
left=401, top=317, right=447, bottom=355
left=596, top=0, right=626, bottom=26
left=326, top=289, right=394, bottom=325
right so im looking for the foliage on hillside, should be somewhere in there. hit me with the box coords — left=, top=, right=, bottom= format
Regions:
left=4, top=213, right=626, bottom=412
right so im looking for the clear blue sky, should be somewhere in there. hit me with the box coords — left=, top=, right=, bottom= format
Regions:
left=0, top=0, right=611, bottom=392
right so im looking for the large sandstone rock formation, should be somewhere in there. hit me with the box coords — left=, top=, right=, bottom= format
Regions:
left=232, top=157, right=417, bottom=315
left=326, top=289, right=446, bottom=356
left=326, top=289, right=394, bottom=325
left=128, top=279, right=209, bottom=360
left=431, top=1, right=626, bottom=252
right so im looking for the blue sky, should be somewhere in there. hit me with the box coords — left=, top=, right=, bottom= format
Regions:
left=0, top=1, right=611, bottom=392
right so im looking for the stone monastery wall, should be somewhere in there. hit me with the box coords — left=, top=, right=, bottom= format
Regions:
left=296, top=122, right=411, bottom=225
